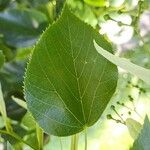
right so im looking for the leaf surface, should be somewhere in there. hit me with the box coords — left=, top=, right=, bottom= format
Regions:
left=131, top=116, right=150, bottom=150
left=126, top=118, right=142, bottom=140
left=12, top=96, right=27, bottom=109
left=0, top=9, right=48, bottom=48
left=0, top=50, right=5, bottom=68
left=94, top=41, right=150, bottom=85
left=24, top=5, right=118, bottom=136
left=0, top=83, right=11, bottom=131
left=0, top=61, right=26, bottom=121
left=84, top=0, right=106, bottom=7
left=0, top=83, right=7, bottom=124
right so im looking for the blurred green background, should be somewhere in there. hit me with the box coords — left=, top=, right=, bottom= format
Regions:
left=0, top=0, right=150, bottom=149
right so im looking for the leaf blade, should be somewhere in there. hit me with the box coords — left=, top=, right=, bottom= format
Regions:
left=12, top=96, right=27, bottom=109
left=0, top=50, right=5, bottom=68
left=94, top=40, right=150, bottom=85
left=0, top=83, right=12, bottom=132
left=24, top=5, right=118, bottom=136
left=126, top=118, right=142, bottom=140
left=0, top=8, right=48, bottom=48
left=131, top=116, right=150, bottom=150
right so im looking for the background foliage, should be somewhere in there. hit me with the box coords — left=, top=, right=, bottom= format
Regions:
left=0, top=0, right=150, bottom=150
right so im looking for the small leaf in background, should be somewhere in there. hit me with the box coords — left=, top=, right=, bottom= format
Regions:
left=12, top=96, right=27, bottom=109
left=16, top=47, right=32, bottom=61
left=0, top=116, right=4, bottom=128
left=94, top=41, right=150, bottom=85
left=24, top=5, right=118, bottom=136
left=20, top=0, right=49, bottom=8
left=0, top=61, right=26, bottom=121
left=56, top=0, right=65, bottom=16
left=131, top=116, right=150, bottom=150
left=0, top=83, right=11, bottom=131
left=24, top=133, right=39, bottom=150
left=36, top=124, right=43, bottom=150
left=0, top=8, right=48, bottom=48
left=2, top=124, right=27, bottom=147
left=0, top=42, right=14, bottom=61
left=0, top=50, right=5, bottom=68
left=0, top=83, right=7, bottom=121
left=21, top=112, right=36, bottom=130
left=0, top=0, right=10, bottom=10
left=7, top=141, right=14, bottom=150
left=84, top=0, right=106, bottom=7
left=126, top=118, right=142, bottom=140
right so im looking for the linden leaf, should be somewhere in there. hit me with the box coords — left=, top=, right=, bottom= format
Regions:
left=24, top=5, right=118, bottom=136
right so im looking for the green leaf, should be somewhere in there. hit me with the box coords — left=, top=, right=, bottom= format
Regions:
left=21, top=112, right=36, bottom=130
left=0, top=83, right=12, bottom=132
left=0, top=129, right=37, bottom=150
left=0, top=0, right=10, bottom=11
left=56, top=0, right=65, bottom=16
left=126, top=118, right=142, bottom=140
left=16, top=47, right=32, bottom=61
left=19, top=0, right=49, bottom=7
left=131, top=116, right=150, bottom=150
left=13, top=95, right=43, bottom=150
left=12, top=96, right=27, bottom=109
left=7, top=141, right=14, bottom=150
left=71, top=134, right=79, bottom=150
left=24, top=5, right=118, bottom=136
left=0, top=50, right=5, bottom=68
left=0, top=42, right=14, bottom=61
left=84, top=0, right=106, bottom=7
left=0, top=8, right=48, bottom=48
left=36, top=124, right=43, bottom=150
left=0, top=116, right=5, bottom=128
left=94, top=41, right=150, bottom=85
left=2, top=124, right=27, bottom=146
left=0, top=61, right=26, bottom=121
left=24, top=133, right=39, bottom=150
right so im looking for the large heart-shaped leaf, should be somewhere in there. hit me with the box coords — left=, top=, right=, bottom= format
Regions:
left=24, top=5, right=118, bottom=136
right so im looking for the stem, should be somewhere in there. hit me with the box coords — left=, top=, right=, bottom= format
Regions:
left=123, top=104, right=142, bottom=119
left=113, top=109, right=125, bottom=123
left=134, top=109, right=143, bottom=119
left=71, top=134, right=79, bottom=150
left=36, top=124, right=43, bottom=150
left=59, top=137, right=63, bottom=150
left=133, top=93, right=143, bottom=119
left=84, top=128, right=87, bottom=150
left=0, top=130, right=37, bottom=150
left=110, top=17, right=131, bottom=26
left=135, top=29, right=144, bottom=44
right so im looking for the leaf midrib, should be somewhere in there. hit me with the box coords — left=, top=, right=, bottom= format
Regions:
left=66, top=15, right=86, bottom=124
